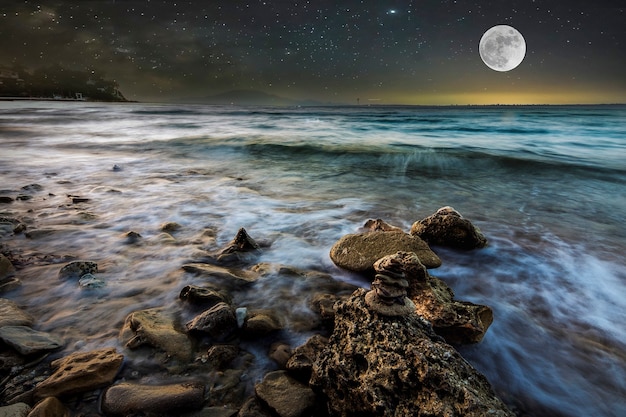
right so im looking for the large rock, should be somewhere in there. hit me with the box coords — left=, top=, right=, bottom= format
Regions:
left=0, top=298, right=34, bottom=328
left=255, top=371, right=316, bottom=417
left=57, top=261, right=98, bottom=280
left=28, top=397, right=69, bottom=417
left=186, top=302, right=238, bottom=340
left=310, top=288, right=514, bottom=417
left=329, top=231, right=441, bottom=273
left=101, top=381, right=205, bottom=416
left=0, top=403, right=30, bottom=417
left=34, top=348, right=124, bottom=399
left=0, top=326, right=64, bottom=355
left=0, top=254, right=16, bottom=281
left=286, top=334, right=328, bottom=381
left=410, top=206, right=487, bottom=249
left=120, top=308, right=193, bottom=361
left=376, top=251, right=493, bottom=344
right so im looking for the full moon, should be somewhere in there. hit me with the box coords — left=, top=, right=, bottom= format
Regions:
left=479, top=25, right=526, bottom=72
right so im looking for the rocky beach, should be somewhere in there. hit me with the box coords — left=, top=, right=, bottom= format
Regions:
left=1, top=186, right=513, bottom=416
left=1, top=103, right=624, bottom=416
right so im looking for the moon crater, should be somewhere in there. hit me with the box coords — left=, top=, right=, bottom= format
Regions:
left=479, top=25, right=526, bottom=72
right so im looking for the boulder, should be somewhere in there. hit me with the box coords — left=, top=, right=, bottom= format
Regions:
left=213, top=227, right=261, bottom=264
left=179, top=284, right=231, bottom=307
left=101, top=381, right=205, bottom=416
left=34, top=348, right=124, bottom=399
left=186, top=302, right=238, bottom=340
left=181, top=263, right=258, bottom=290
left=28, top=397, right=69, bottom=417
left=378, top=251, right=493, bottom=344
left=410, top=206, right=487, bottom=249
left=0, top=254, right=16, bottom=281
left=0, top=326, right=64, bottom=356
left=310, top=288, right=514, bottom=417
left=241, top=310, right=283, bottom=337
left=255, top=371, right=316, bottom=417
left=0, top=298, right=34, bottom=328
left=362, top=218, right=404, bottom=232
left=285, top=334, right=328, bottom=381
left=120, top=308, right=193, bottom=361
left=206, top=344, right=239, bottom=370
left=268, top=342, right=292, bottom=368
left=329, top=231, right=441, bottom=274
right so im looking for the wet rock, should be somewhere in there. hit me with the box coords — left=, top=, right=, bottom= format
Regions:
left=0, top=254, right=16, bottom=281
left=329, top=231, right=441, bottom=274
left=309, top=293, right=342, bottom=324
left=0, top=196, right=14, bottom=204
left=200, top=407, right=239, bottom=417
left=101, top=381, right=205, bottom=416
left=207, top=368, right=247, bottom=407
left=214, top=228, right=261, bottom=264
left=28, top=397, right=69, bottom=417
left=186, top=302, right=238, bottom=340
left=310, top=288, right=513, bottom=417
left=206, top=344, right=239, bottom=370
left=0, top=326, right=64, bottom=356
left=57, top=261, right=98, bottom=280
left=285, top=334, right=328, bottom=381
left=363, top=218, right=404, bottom=232
left=365, top=257, right=415, bottom=317
left=179, top=284, right=231, bottom=307
left=78, top=273, right=106, bottom=289
left=160, top=221, right=182, bottom=232
left=255, top=370, right=316, bottom=417
left=382, top=251, right=493, bottom=344
left=237, top=397, right=274, bottom=417
left=268, top=342, right=292, bottom=368
left=34, top=348, right=124, bottom=399
left=0, top=403, right=30, bottom=417
left=241, top=310, right=283, bottom=338
left=120, top=308, right=193, bottom=361
left=181, top=263, right=258, bottom=290
left=0, top=298, right=34, bottom=328
left=122, top=230, right=142, bottom=244
left=410, top=206, right=487, bottom=249
left=24, top=229, right=59, bottom=239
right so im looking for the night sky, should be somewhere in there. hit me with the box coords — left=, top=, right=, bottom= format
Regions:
left=1, top=0, right=624, bottom=104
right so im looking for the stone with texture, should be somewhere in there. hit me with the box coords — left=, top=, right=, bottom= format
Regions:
left=362, top=218, right=404, bottom=232
left=57, top=261, right=98, bottom=280
left=410, top=206, right=487, bottom=249
left=241, top=310, right=283, bottom=337
left=186, top=302, right=238, bottom=339
left=0, top=298, right=34, bottom=328
left=179, top=284, right=231, bottom=306
left=0, top=254, right=16, bottom=281
left=286, top=334, right=328, bottom=381
left=101, top=381, right=205, bottom=416
left=120, top=308, right=193, bottom=361
left=34, top=348, right=124, bottom=399
left=0, top=326, right=63, bottom=355
left=329, top=231, right=441, bottom=273
left=255, top=371, right=316, bottom=417
left=310, top=288, right=514, bottom=417
left=0, top=403, right=30, bottom=417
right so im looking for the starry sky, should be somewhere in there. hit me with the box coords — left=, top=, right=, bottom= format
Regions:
left=1, top=0, right=624, bottom=105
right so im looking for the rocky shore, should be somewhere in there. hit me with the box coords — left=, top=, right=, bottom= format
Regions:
left=1, top=183, right=514, bottom=417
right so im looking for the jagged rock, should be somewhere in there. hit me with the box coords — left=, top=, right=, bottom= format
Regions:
left=286, top=334, right=328, bottom=381
left=381, top=251, right=493, bottom=344
left=214, top=228, right=261, bottom=264
left=120, top=308, right=193, bottom=361
left=366, top=257, right=415, bottom=317
left=179, top=284, right=231, bottom=307
left=255, top=371, right=316, bottom=417
left=329, top=231, right=441, bottom=274
left=410, top=206, right=487, bottom=249
left=0, top=326, right=64, bottom=356
left=34, top=348, right=124, bottom=399
left=160, top=221, right=182, bottom=232
left=0, top=403, right=30, bottom=417
left=0, top=298, right=34, bottom=328
left=28, top=397, right=69, bottom=417
left=57, top=261, right=98, bottom=280
left=122, top=230, right=142, bottom=244
left=101, top=381, right=205, bottom=416
left=310, top=288, right=514, bottom=417
left=363, top=218, right=404, bottom=232
left=181, top=263, right=259, bottom=290
left=186, top=302, right=238, bottom=340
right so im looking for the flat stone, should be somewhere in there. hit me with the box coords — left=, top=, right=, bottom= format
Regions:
left=255, top=370, right=316, bottom=417
left=101, top=381, right=205, bottom=416
left=0, top=298, right=34, bottom=328
left=34, top=348, right=124, bottom=399
left=329, top=231, right=441, bottom=273
left=0, top=326, right=64, bottom=355
left=120, top=308, right=193, bottom=361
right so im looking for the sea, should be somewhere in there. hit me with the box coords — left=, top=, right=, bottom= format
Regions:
left=0, top=102, right=625, bottom=416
